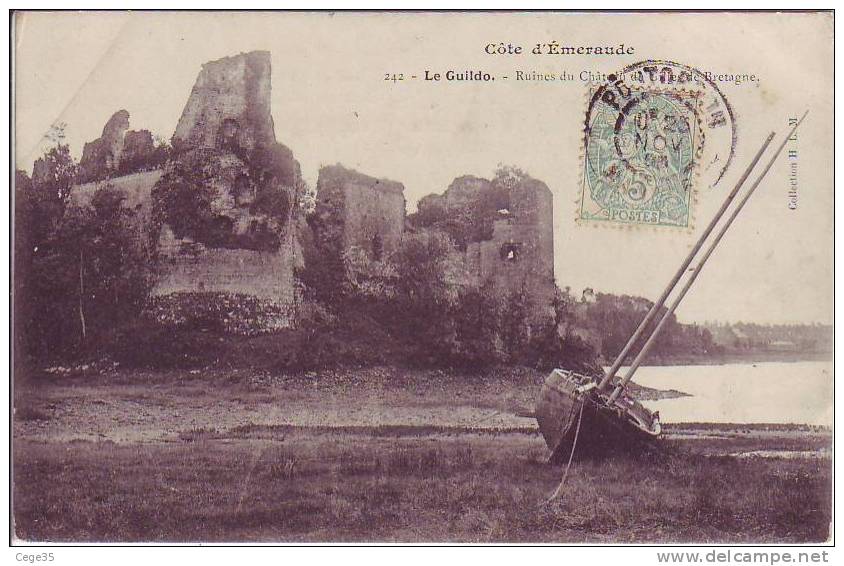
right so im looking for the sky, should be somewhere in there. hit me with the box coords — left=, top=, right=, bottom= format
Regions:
left=13, top=11, right=834, bottom=324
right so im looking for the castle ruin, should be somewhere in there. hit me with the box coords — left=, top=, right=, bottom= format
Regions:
left=310, top=165, right=555, bottom=315
left=71, top=51, right=302, bottom=314
left=312, top=165, right=406, bottom=261
left=465, top=177, right=555, bottom=305
left=172, top=52, right=276, bottom=153
left=74, top=109, right=162, bottom=183
left=68, top=50, right=555, bottom=326
left=412, top=173, right=556, bottom=313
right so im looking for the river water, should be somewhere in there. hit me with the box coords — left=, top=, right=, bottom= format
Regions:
left=624, top=361, right=832, bottom=426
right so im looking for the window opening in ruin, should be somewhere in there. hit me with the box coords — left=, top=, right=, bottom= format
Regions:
left=232, top=174, right=252, bottom=206
left=500, top=242, right=522, bottom=262
left=213, top=215, right=234, bottom=231
left=372, top=233, right=383, bottom=261
left=218, top=118, right=241, bottom=152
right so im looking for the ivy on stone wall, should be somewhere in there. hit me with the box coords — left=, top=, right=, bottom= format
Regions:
left=151, top=151, right=224, bottom=246
left=247, top=142, right=299, bottom=222
left=408, top=167, right=517, bottom=250
left=151, top=144, right=302, bottom=252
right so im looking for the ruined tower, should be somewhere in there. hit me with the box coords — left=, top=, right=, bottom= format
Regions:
left=313, top=164, right=406, bottom=260
left=414, top=173, right=556, bottom=316
left=77, top=110, right=130, bottom=182
left=153, top=51, right=301, bottom=309
left=76, top=110, right=164, bottom=183
left=172, top=51, right=276, bottom=153
left=464, top=176, right=555, bottom=308
left=70, top=51, right=303, bottom=326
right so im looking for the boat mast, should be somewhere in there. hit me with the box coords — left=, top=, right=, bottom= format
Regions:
left=596, top=131, right=776, bottom=392
left=606, top=112, right=808, bottom=404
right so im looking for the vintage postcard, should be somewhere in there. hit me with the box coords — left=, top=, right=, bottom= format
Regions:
left=11, top=10, right=834, bottom=546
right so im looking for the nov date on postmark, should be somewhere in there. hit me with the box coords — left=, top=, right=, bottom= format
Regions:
left=578, top=60, right=737, bottom=229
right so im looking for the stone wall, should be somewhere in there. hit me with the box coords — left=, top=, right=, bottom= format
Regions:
left=312, top=164, right=554, bottom=313
left=119, top=129, right=156, bottom=175
left=69, top=171, right=163, bottom=287
left=466, top=177, right=555, bottom=309
left=172, top=51, right=276, bottom=153
left=153, top=227, right=297, bottom=303
left=158, top=51, right=300, bottom=309
left=70, top=169, right=163, bottom=217
left=315, top=164, right=406, bottom=260
left=71, top=168, right=299, bottom=306
left=63, top=48, right=556, bottom=329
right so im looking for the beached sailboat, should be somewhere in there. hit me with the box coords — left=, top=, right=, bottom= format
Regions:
left=536, top=113, right=807, bottom=463
left=535, top=369, right=660, bottom=463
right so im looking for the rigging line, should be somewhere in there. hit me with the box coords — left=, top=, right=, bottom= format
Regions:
left=544, top=397, right=586, bottom=505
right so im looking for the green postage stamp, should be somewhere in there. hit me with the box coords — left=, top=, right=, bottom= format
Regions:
left=579, top=86, right=701, bottom=228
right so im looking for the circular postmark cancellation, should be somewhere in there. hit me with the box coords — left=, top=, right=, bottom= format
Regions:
left=578, top=60, right=737, bottom=229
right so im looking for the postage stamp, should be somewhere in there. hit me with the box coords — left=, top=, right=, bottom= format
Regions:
left=580, top=87, right=701, bottom=227
left=578, top=60, right=736, bottom=229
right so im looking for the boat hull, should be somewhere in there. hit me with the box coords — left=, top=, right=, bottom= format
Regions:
left=535, top=369, right=661, bottom=463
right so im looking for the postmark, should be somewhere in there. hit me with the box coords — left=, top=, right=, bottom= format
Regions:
left=578, top=60, right=737, bottom=229
left=580, top=86, right=701, bottom=227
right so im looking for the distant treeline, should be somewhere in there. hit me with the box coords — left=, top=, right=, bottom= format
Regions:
left=572, top=292, right=719, bottom=364
left=704, top=322, right=832, bottom=356
left=573, top=291, right=831, bottom=364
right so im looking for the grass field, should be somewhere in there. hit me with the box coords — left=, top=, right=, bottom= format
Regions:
left=13, top=432, right=831, bottom=543
left=11, top=367, right=833, bottom=543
